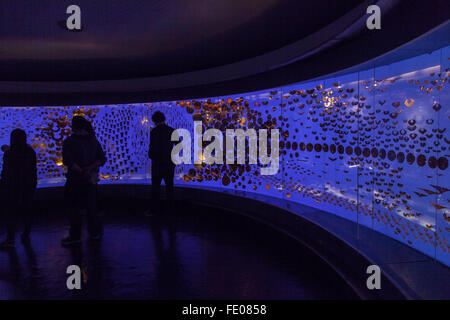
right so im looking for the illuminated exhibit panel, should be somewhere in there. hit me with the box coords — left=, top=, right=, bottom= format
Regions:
left=0, top=46, right=448, bottom=266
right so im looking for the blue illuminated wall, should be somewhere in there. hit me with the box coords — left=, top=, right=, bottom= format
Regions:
left=1, top=46, right=449, bottom=266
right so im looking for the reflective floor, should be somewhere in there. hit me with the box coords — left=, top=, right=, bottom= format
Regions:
left=0, top=202, right=358, bottom=299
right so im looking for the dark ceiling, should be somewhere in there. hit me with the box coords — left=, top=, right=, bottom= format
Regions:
left=0, top=0, right=364, bottom=81
left=0, top=0, right=449, bottom=106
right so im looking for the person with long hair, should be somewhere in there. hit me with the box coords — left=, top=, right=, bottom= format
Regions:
left=61, top=116, right=106, bottom=246
left=83, top=119, right=105, bottom=231
left=0, top=129, right=37, bottom=248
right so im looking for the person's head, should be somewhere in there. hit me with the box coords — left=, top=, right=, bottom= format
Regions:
left=152, top=111, right=166, bottom=125
left=10, top=128, right=27, bottom=152
left=71, top=115, right=87, bottom=134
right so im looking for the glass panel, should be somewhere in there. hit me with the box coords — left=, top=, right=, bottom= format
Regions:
left=436, top=47, right=450, bottom=265
left=0, top=49, right=448, bottom=266
left=357, top=69, right=377, bottom=230
left=372, top=50, right=442, bottom=262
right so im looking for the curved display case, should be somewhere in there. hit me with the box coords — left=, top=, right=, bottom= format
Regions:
left=1, top=44, right=449, bottom=267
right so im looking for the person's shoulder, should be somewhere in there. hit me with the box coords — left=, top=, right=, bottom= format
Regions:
left=151, top=125, right=164, bottom=134
left=26, top=145, right=36, bottom=155
left=164, top=124, right=175, bottom=132
left=93, top=136, right=102, bottom=146
left=64, top=134, right=83, bottom=145
left=2, top=148, right=11, bottom=158
left=63, top=135, right=75, bottom=143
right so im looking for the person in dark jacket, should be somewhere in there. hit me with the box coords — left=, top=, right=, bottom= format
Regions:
left=61, top=116, right=106, bottom=246
left=0, top=129, right=37, bottom=248
left=146, top=111, right=176, bottom=216
left=84, top=120, right=105, bottom=220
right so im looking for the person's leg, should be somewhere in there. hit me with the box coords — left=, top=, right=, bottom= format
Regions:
left=1, top=191, right=18, bottom=247
left=5, top=201, right=17, bottom=241
left=95, top=185, right=104, bottom=235
left=151, top=169, right=163, bottom=214
left=86, top=184, right=101, bottom=239
left=96, top=185, right=105, bottom=220
left=21, top=188, right=34, bottom=245
left=165, top=167, right=174, bottom=202
left=62, top=182, right=82, bottom=246
left=163, top=167, right=175, bottom=213
left=22, top=188, right=34, bottom=236
left=68, top=183, right=82, bottom=241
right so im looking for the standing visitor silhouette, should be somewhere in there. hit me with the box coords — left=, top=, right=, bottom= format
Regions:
left=61, top=116, right=106, bottom=246
left=84, top=120, right=105, bottom=223
left=0, top=129, right=37, bottom=248
left=146, top=111, right=176, bottom=216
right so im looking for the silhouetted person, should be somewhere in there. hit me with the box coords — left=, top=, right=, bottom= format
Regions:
left=0, top=129, right=37, bottom=248
left=147, top=111, right=175, bottom=216
left=84, top=121, right=105, bottom=227
left=61, top=116, right=106, bottom=247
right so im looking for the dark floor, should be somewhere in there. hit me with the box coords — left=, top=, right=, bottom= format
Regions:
left=0, top=201, right=358, bottom=299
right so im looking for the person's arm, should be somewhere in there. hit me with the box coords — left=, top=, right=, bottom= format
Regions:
left=148, top=130, right=158, bottom=159
left=62, top=139, right=82, bottom=174
left=170, top=127, right=177, bottom=148
left=1, top=152, right=10, bottom=185
left=31, top=148, right=37, bottom=188
left=84, top=140, right=107, bottom=174
left=95, top=140, right=107, bottom=167
left=148, top=144, right=153, bottom=159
